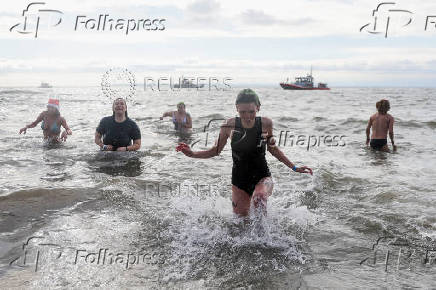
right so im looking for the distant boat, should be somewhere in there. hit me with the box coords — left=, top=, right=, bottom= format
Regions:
left=173, top=78, right=204, bottom=89
left=39, top=82, right=52, bottom=88
left=280, top=68, right=330, bottom=90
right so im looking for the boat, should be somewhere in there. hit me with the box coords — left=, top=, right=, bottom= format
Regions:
left=173, top=78, right=205, bottom=89
left=280, top=68, right=330, bottom=90
left=39, top=82, right=52, bottom=88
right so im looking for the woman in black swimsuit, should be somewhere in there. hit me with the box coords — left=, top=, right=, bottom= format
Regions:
left=177, top=89, right=312, bottom=216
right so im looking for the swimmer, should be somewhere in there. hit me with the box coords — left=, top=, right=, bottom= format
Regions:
left=19, top=98, right=72, bottom=142
left=95, top=98, right=141, bottom=151
left=177, top=89, right=313, bottom=216
left=160, top=102, right=192, bottom=131
left=366, top=99, right=396, bottom=152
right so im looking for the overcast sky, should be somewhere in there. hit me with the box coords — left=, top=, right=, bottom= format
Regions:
left=1, top=0, right=436, bottom=87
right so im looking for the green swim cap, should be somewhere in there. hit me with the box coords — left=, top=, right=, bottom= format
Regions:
left=177, top=102, right=185, bottom=107
left=236, top=89, right=260, bottom=106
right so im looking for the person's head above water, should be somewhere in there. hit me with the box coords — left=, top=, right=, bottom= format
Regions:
left=46, top=98, right=60, bottom=116
left=376, top=99, right=390, bottom=114
left=112, top=98, right=128, bottom=118
left=177, top=102, right=186, bottom=113
left=235, top=89, right=261, bottom=125
left=235, top=89, right=261, bottom=107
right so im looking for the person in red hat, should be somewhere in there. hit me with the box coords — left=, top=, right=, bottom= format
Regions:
left=19, top=98, right=72, bottom=142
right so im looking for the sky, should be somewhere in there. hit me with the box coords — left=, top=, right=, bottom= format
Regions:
left=1, top=0, right=436, bottom=87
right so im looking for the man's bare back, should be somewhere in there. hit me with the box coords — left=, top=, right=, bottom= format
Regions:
left=369, top=112, right=394, bottom=139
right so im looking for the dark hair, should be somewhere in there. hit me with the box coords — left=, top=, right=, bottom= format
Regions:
left=376, top=99, right=390, bottom=114
left=236, top=89, right=261, bottom=106
left=112, top=98, right=128, bottom=118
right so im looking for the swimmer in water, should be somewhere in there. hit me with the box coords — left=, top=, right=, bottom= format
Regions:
left=19, top=98, right=72, bottom=142
left=177, top=89, right=313, bottom=216
left=366, top=99, right=396, bottom=152
left=95, top=98, right=141, bottom=151
left=160, top=102, right=192, bottom=131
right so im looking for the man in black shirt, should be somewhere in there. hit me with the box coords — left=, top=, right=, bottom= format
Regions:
left=95, top=98, right=141, bottom=151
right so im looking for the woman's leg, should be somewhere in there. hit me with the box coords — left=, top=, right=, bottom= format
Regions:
left=232, top=185, right=251, bottom=216
left=252, top=177, right=274, bottom=213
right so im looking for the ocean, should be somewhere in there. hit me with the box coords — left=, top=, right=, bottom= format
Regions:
left=0, top=87, right=435, bottom=288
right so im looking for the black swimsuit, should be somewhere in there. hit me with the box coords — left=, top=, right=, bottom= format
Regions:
left=231, top=117, right=271, bottom=196
left=370, top=139, right=387, bottom=150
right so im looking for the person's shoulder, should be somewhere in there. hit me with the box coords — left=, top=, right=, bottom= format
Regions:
left=387, top=113, right=394, bottom=119
left=99, top=116, right=113, bottom=125
left=261, top=116, right=273, bottom=127
left=224, top=117, right=235, bottom=128
left=126, top=117, right=140, bottom=126
left=101, top=115, right=113, bottom=121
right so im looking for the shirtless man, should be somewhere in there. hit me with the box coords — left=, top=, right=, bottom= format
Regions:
left=366, top=99, right=396, bottom=152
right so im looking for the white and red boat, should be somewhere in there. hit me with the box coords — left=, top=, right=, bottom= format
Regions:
left=280, top=69, right=330, bottom=90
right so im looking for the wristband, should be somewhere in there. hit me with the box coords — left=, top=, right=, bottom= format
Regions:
left=292, top=165, right=297, bottom=172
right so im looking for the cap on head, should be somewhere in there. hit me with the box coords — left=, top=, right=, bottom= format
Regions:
left=47, top=98, right=60, bottom=111
left=236, top=89, right=260, bottom=106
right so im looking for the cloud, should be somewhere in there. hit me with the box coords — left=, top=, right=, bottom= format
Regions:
left=240, top=9, right=314, bottom=27
left=186, top=0, right=220, bottom=14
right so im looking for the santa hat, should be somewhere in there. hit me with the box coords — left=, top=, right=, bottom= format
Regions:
left=47, top=98, right=60, bottom=111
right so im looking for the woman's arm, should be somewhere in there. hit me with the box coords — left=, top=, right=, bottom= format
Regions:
left=60, top=117, right=72, bottom=141
left=180, top=119, right=231, bottom=158
left=160, top=111, right=173, bottom=120
left=19, top=112, right=44, bottom=134
left=126, top=139, right=141, bottom=151
left=265, top=118, right=312, bottom=175
left=95, top=131, right=113, bottom=150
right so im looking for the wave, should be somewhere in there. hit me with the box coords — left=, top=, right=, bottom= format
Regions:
left=397, top=119, right=436, bottom=129
left=0, top=89, right=42, bottom=96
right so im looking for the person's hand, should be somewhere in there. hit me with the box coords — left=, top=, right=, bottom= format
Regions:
left=176, top=143, right=193, bottom=157
left=117, top=146, right=127, bottom=152
left=66, top=129, right=72, bottom=135
left=366, top=139, right=370, bottom=146
left=101, top=145, right=113, bottom=151
left=392, top=145, right=397, bottom=152
left=61, top=130, right=68, bottom=141
left=160, top=116, right=164, bottom=120
left=19, top=127, right=27, bottom=134
left=295, top=166, right=313, bottom=175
